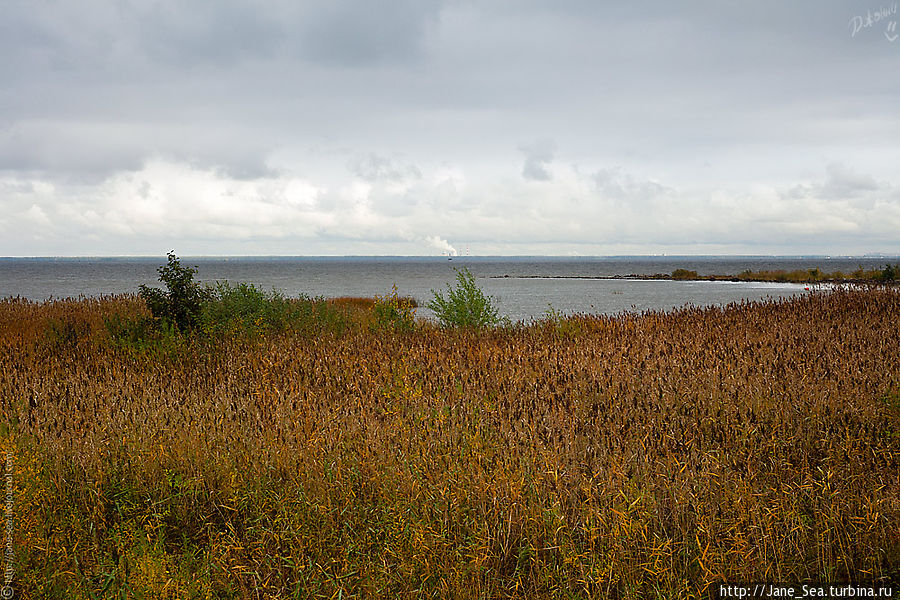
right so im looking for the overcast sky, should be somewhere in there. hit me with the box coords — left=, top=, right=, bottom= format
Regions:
left=2, top=1, right=899, bottom=256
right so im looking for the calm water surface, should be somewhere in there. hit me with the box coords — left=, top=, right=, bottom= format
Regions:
left=1, top=256, right=895, bottom=322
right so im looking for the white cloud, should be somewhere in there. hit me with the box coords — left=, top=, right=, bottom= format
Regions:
left=2, top=158, right=899, bottom=255
left=23, top=204, right=52, bottom=227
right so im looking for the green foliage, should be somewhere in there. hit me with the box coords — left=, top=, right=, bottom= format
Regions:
left=372, top=284, right=417, bottom=333
left=104, top=313, right=186, bottom=357
left=850, top=265, right=883, bottom=281
left=201, top=281, right=291, bottom=335
left=201, top=281, right=349, bottom=337
left=880, top=387, right=900, bottom=443
left=301, top=300, right=351, bottom=335
left=880, top=263, right=898, bottom=282
left=427, top=267, right=501, bottom=328
left=130, top=252, right=356, bottom=343
left=671, top=268, right=698, bottom=280
left=44, top=316, right=91, bottom=350
left=542, top=304, right=584, bottom=337
left=138, top=252, right=208, bottom=332
left=103, top=313, right=155, bottom=347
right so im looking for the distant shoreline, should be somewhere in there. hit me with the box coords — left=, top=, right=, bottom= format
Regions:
left=490, top=274, right=798, bottom=281
left=492, top=265, right=900, bottom=285
left=490, top=274, right=834, bottom=282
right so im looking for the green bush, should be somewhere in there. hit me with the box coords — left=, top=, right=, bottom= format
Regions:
left=126, top=252, right=355, bottom=342
left=427, top=267, right=501, bottom=328
left=201, top=281, right=292, bottom=335
left=373, top=284, right=417, bottom=332
left=139, top=252, right=208, bottom=332
left=201, top=281, right=350, bottom=337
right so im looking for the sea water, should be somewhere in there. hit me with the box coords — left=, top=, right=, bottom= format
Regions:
left=0, top=256, right=894, bottom=322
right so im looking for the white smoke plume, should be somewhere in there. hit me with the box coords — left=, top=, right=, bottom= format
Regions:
left=426, top=235, right=458, bottom=256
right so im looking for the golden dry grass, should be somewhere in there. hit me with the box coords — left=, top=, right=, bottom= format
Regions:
left=328, top=296, right=377, bottom=310
left=0, top=288, right=898, bottom=598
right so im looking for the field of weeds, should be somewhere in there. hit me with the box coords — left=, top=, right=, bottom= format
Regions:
left=1, top=288, right=898, bottom=598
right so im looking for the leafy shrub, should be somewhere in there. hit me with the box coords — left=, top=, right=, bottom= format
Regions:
left=427, top=267, right=501, bottom=328
left=201, top=281, right=352, bottom=337
left=201, top=281, right=291, bottom=335
left=373, top=285, right=417, bottom=332
left=138, top=252, right=208, bottom=332
left=881, top=264, right=898, bottom=282
left=134, top=252, right=356, bottom=340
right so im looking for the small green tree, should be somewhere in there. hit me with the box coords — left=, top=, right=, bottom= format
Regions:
left=139, top=251, right=207, bottom=332
left=427, top=267, right=501, bottom=328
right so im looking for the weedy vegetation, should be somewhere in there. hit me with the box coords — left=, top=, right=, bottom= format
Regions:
left=427, top=267, right=502, bottom=328
left=373, top=285, right=418, bottom=333
left=663, top=264, right=900, bottom=284
left=1, top=262, right=898, bottom=598
left=671, top=268, right=698, bottom=280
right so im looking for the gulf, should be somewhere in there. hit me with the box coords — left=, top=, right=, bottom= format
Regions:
left=1, top=256, right=895, bottom=322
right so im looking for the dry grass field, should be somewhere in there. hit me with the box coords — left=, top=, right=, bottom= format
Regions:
left=1, top=288, right=898, bottom=598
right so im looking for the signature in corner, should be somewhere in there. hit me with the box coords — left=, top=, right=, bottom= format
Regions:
left=849, top=3, right=899, bottom=41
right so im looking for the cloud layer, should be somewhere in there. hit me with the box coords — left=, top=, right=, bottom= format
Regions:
left=2, top=1, right=899, bottom=255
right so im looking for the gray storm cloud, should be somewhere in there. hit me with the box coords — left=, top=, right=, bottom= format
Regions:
left=1, top=1, right=899, bottom=256
left=518, top=139, right=557, bottom=182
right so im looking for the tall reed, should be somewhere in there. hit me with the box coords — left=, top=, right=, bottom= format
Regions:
left=0, top=289, right=898, bottom=598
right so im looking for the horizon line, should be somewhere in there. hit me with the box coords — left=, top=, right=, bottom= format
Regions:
left=3, top=253, right=899, bottom=260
